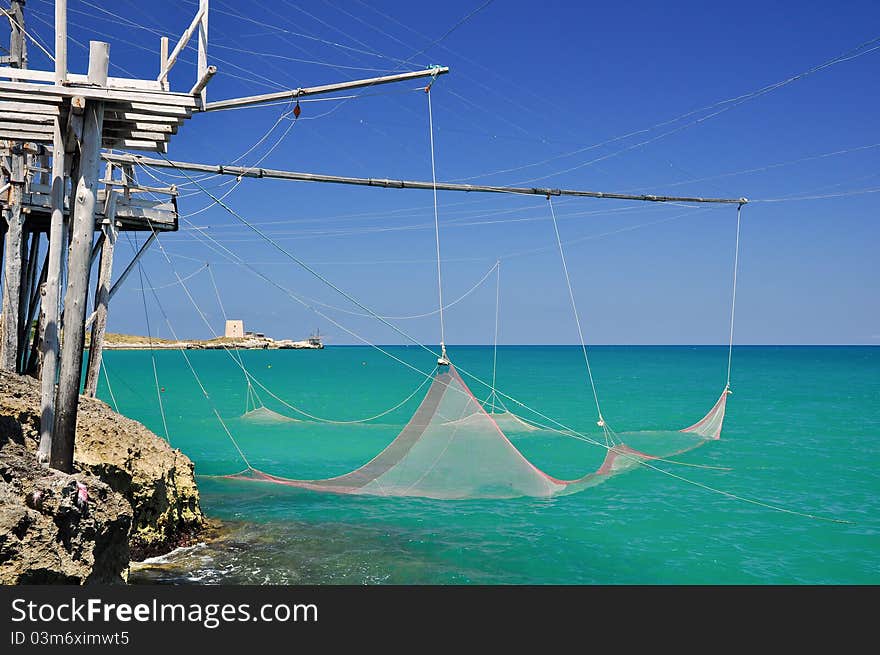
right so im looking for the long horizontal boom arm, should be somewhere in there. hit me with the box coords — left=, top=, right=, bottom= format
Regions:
left=204, top=66, right=450, bottom=112
left=103, top=153, right=748, bottom=205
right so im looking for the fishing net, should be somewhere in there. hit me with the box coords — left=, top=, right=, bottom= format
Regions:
left=240, top=406, right=301, bottom=424
left=222, top=365, right=727, bottom=499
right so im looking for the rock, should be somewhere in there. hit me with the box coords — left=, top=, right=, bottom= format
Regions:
left=0, top=437, right=131, bottom=584
left=0, top=370, right=204, bottom=580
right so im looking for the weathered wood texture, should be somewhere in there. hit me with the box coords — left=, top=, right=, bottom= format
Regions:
left=84, top=193, right=118, bottom=397
left=51, top=97, right=105, bottom=472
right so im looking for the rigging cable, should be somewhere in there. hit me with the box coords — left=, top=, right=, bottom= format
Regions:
left=426, top=86, right=447, bottom=362
left=157, top=148, right=849, bottom=523
left=547, top=196, right=607, bottom=439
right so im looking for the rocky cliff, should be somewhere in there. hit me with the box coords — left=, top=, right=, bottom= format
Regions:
left=0, top=370, right=204, bottom=583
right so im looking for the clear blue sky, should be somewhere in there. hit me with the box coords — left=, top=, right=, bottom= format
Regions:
left=24, top=0, right=880, bottom=345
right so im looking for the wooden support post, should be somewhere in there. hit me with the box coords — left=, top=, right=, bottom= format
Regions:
left=0, top=151, right=25, bottom=371
left=7, top=0, right=28, bottom=69
left=55, top=0, right=67, bottom=84
left=21, top=249, right=49, bottom=377
left=51, top=41, right=108, bottom=473
left=157, top=5, right=206, bottom=85
left=84, top=188, right=118, bottom=397
left=197, top=0, right=208, bottom=105
left=159, top=36, right=169, bottom=92
left=38, top=97, right=68, bottom=462
left=17, top=229, right=39, bottom=372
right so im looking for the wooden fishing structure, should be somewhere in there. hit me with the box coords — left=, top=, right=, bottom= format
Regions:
left=0, top=0, right=450, bottom=473
left=0, top=1, right=746, bottom=478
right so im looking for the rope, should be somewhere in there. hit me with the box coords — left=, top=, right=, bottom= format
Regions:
left=727, top=205, right=743, bottom=390
left=100, top=359, right=120, bottom=414
left=298, top=260, right=499, bottom=320
left=130, top=263, right=208, bottom=291
left=547, top=196, right=605, bottom=429
left=3, top=8, right=54, bottom=63
left=490, top=259, right=501, bottom=415
left=156, top=152, right=444, bottom=361
left=150, top=220, right=437, bottom=425
left=206, top=262, right=266, bottom=411
left=427, top=88, right=447, bottom=359
left=128, top=235, right=170, bottom=444
left=134, top=254, right=252, bottom=471
left=163, top=153, right=849, bottom=524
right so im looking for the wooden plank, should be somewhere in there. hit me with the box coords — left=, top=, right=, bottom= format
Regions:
left=0, top=127, right=52, bottom=141
left=0, top=80, right=198, bottom=107
left=104, top=110, right=184, bottom=124
left=103, top=120, right=176, bottom=133
left=0, top=112, right=54, bottom=123
left=0, top=101, right=60, bottom=114
left=0, top=119, right=53, bottom=131
left=104, top=138, right=163, bottom=151
left=0, top=66, right=164, bottom=91
left=0, top=89, right=63, bottom=103
left=123, top=102, right=192, bottom=117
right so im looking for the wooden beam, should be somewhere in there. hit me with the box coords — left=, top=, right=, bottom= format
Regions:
left=52, top=46, right=107, bottom=471
left=0, top=101, right=60, bottom=114
left=204, top=66, right=450, bottom=112
left=160, top=36, right=169, bottom=91
left=103, top=153, right=750, bottom=205
left=197, top=0, right=209, bottom=105
left=0, top=112, right=55, bottom=123
left=190, top=65, right=216, bottom=99
left=157, top=5, right=206, bottom=84
left=0, top=66, right=164, bottom=91
left=0, top=79, right=198, bottom=108
left=21, top=241, right=49, bottom=375
left=17, top=230, right=40, bottom=372
left=84, top=193, right=117, bottom=397
left=55, top=0, right=67, bottom=84
left=0, top=152, right=25, bottom=371
left=38, top=108, right=66, bottom=463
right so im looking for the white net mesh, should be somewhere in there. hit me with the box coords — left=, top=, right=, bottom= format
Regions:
left=224, top=366, right=727, bottom=499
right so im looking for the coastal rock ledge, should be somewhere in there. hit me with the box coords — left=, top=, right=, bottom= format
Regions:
left=0, top=370, right=204, bottom=584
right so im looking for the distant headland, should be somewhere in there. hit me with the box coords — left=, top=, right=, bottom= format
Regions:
left=91, top=320, right=324, bottom=351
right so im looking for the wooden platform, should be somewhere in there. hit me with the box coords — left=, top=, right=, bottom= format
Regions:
left=0, top=71, right=198, bottom=152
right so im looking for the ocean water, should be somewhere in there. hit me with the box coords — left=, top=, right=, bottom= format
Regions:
left=95, top=346, right=879, bottom=584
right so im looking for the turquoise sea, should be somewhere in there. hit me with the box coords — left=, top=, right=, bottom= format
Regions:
left=97, top=345, right=879, bottom=584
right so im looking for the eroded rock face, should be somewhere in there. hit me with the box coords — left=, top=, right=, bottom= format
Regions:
left=0, top=370, right=204, bottom=584
left=73, top=404, right=203, bottom=560
left=0, top=434, right=131, bottom=584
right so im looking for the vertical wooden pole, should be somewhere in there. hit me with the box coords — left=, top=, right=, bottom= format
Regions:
left=17, top=229, right=40, bottom=372
left=55, top=0, right=67, bottom=84
left=0, top=152, right=25, bottom=371
left=51, top=41, right=108, bottom=473
left=1, top=2, right=28, bottom=370
left=197, top=0, right=208, bottom=105
left=9, top=0, right=28, bottom=69
left=24, top=248, right=49, bottom=376
left=160, top=36, right=169, bottom=91
left=84, top=188, right=117, bottom=397
left=38, top=0, right=70, bottom=462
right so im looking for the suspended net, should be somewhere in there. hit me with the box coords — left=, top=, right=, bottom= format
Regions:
left=240, top=406, right=301, bottom=424
left=221, top=364, right=728, bottom=499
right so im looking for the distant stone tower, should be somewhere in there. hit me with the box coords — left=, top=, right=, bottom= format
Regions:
left=225, top=320, right=244, bottom=338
